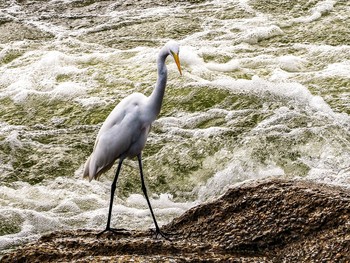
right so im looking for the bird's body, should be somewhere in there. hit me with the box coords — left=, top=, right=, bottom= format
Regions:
left=83, top=41, right=182, bottom=238
left=84, top=92, right=152, bottom=180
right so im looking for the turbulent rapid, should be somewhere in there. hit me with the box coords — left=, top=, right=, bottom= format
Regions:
left=0, top=0, right=349, bottom=252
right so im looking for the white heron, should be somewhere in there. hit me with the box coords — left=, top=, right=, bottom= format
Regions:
left=83, top=41, right=182, bottom=239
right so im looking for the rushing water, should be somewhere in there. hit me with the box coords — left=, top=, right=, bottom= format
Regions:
left=0, top=0, right=349, bottom=252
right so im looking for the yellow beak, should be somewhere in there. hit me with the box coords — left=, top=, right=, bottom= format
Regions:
left=173, top=53, right=182, bottom=76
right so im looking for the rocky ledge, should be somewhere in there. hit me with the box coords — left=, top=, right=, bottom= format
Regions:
left=2, top=179, right=350, bottom=262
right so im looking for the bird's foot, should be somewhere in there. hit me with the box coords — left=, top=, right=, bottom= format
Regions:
left=150, top=228, right=177, bottom=241
left=97, top=227, right=128, bottom=237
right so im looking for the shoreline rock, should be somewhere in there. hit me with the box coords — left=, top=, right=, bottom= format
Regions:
left=2, top=179, right=350, bottom=262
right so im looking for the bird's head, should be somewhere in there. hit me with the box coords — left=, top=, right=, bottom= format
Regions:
left=166, top=40, right=182, bottom=76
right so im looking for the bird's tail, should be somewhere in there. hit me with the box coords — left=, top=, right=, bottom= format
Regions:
left=83, top=156, right=93, bottom=182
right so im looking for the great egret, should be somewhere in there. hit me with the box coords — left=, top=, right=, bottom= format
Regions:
left=83, top=41, right=182, bottom=239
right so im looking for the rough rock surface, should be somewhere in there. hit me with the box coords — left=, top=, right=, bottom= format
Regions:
left=2, top=179, right=350, bottom=262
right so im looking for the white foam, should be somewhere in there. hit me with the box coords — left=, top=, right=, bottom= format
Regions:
left=1, top=0, right=22, bottom=17
left=292, top=0, right=336, bottom=23
left=0, top=176, right=195, bottom=251
left=74, top=97, right=108, bottom=108
left=240, top=25, right=284, bottom=44
left=206, top=60, right=240, bottom=72
left=319, top=61, right=350, bottom=78
left=155, top=110, right=234, bottom=139
left=3, top=130, right=23, bottom=150
left=0, top=50, right=90, bottom=103
left=179, top=46, right=207, bottom=69
left=210, top=76, right=335, bottom=115
left=238, top=0, right=257, bottom=14
left=278, top=55, right=306, bottom=72
left=126, top=193, right=195, bottom=210
left=198, top=159, right=285, bottom=201
left=51, top=82, right=86, bottom=98
left=180, top=45, right=240, bottom=74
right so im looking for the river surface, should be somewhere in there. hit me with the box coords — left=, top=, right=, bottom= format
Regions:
left=0, top=0, right=349, bottom=252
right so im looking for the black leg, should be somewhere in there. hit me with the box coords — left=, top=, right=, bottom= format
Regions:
left=137, top=154, right=170, bottom=240
left=97, top=158, right=124, bottom=237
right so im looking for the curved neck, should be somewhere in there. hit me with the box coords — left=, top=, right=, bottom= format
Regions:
left=148, top=46, right=169, bottom=120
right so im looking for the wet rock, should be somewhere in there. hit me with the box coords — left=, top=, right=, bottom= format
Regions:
left=2, top=178, right=350, bottom=262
